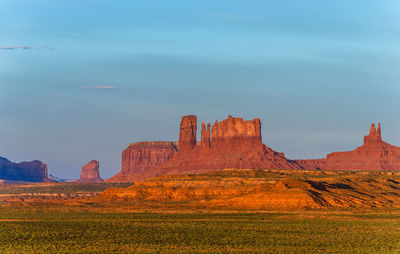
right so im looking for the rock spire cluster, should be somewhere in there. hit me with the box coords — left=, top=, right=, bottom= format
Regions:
left=107, top=117, right=400, bottom=183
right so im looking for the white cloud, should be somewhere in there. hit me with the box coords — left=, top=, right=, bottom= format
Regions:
left=90, top=86, right=116, bottom=89
left=0, top=45, right=53, bottom=50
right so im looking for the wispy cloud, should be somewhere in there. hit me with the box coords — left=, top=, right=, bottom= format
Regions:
left=0, top=45, right=32, bottom=50
left=0, top=45, right=53, bottom=50
left=91, top=86, right=116, bottom=89
left=80, top=86, right=117, bottom=89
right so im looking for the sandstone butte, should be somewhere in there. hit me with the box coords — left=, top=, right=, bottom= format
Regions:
left=77, top=160, right=104, bottom=183
left=107, top=115, right=300, bottom=182
left=297, top=123, right=400, bottom=171
left=108, top=115, right=400, bottom=183
left=0, top=156, right=48, bottom=182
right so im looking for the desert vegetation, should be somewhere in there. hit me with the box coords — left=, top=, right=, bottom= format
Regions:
left=0, top=208, right=399, bottom=253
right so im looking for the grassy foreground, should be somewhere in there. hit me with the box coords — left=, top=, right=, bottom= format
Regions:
left=0, top=208, right=400, bottom=253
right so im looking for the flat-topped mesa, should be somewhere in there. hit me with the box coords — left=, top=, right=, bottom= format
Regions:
left=0, top=157, right=48, bottom=182
left=211, top=115, right=262, bottom=149
left=106, top=142, right=178, bottom=182
left=78, top=160, right=103, bottom=183
left=130, top=115, right=300, bottom=181
left=201, top=122, right=211, bottom=149
left=178, top=115, right=197, bottom=152
left=364, top=123, right=382, bottom=144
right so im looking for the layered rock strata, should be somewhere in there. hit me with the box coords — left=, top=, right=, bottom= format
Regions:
left=77, top=160, right=103, bottom=183
left=130, top=115, right=300, bottom=181
left=323, top=123, right=400, bottom=171
left=107, top=142, right=178, bottom=182
left=108, top=118, right=400, bottom=183
left=0, top=157, right=48, bottom=182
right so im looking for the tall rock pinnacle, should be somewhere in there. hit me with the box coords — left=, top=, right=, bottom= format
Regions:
left=364, top=123, right=382, bottom=144
left=178, top=115, right=197, bottom=152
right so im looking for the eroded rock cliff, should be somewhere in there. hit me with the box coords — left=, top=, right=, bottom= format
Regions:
left=107, top=142, right=178, bottom=182
left=132, top=115, right=299, bottom=181
left=324, top=123, right=400, bottom=171
left=0, top=157, right=48, bottom=182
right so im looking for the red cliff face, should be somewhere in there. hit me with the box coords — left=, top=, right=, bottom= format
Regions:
left=201, top=122, right=211, bottom=149
left=109, top=118, right=400, bottom=183
left=78, top=160, right=103, bottom=183
left=179, top=115, right=197, bottom=152
left=134, top=115, right=299, bottom=181
left=0, top=157, right=48, bottom=182
left=324, top=123, right=400, bottom=171
left=107, top=142, right=178, bottom=182
left=211, top=115, right=262, bottom=150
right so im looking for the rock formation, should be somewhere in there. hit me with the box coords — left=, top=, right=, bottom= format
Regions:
left=129, top=115, right=300, bottom=181
left=178, top=115, right=197, bottom=152
left=0, top=156, right=48, bottom=182
left=296, top=123, right=400, bottom=171
left=108, top=117, right=400, bottom=182
left=107, top=142, right=178, bottom=182
left=100, top=169, right=400, bottom=210
left=323, top=123, right=400, bottom=171
left=77, top=160, right=103, bottom=183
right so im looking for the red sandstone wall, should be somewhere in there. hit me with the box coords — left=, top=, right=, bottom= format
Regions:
left=78, top=160, right=103, bottom=183
left=107, top=142, right=178, bottom=182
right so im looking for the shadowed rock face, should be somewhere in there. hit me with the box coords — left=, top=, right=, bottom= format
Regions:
left=78, top=160, right=103, bottom=183
left=0, top=157, right=48, bottom=182
left=107, top=142, right=178, bottom=182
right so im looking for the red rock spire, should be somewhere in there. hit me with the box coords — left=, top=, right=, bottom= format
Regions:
left=364, top=123, right=382, bottom=144
left=178, top=115, right=197, bottom=152
left=201, top=121, right=211, bottom=149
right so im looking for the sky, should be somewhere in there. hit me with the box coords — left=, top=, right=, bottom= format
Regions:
left=1, top=0, right=400, bottom=179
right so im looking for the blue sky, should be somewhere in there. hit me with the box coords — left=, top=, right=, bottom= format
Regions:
left=1, top=0, right=400, bottom=179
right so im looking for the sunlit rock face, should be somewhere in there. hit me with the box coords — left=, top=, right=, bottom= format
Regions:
left=0, top=157, right=48, bottom=182
left=77, top=160, right=103, bottom=183
left=131, top=115, right=300, bottom=181
left=107, top=142, right=178, bottom=182
left=324, top=123, right=400, bottom=171
left=108, top=118, right=400, bottom=183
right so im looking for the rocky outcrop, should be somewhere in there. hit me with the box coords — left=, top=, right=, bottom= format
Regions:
left=211, top=115, right=263, bottom=149
left=77, top=160, right=103, bottom=183
left=323, top=123, right=400, bottom=171
left=296, top=123, right=400, bottom=171
left=0, top=157, right=48, bottom=182
left=178, top=115, right=197, bottom=152
left=295, top=159, right=326, bottom=170
left=132, top=115, right=300, bottom=181
left=100, top=169, right=400, bottom=210
left=109, top=117, right=400, bottom=183
left=107, top=142, right=178, bottom=182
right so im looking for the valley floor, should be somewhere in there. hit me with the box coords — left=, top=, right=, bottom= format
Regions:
left=1, top=170, right=400, bottom=253
left=0, top=208, right=399, bottom=253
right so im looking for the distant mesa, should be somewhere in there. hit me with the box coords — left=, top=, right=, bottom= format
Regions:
left=0, top=156, right=48, bottom=182
left=77, top=160, right=104, bottom=183
left=107, top=116, right=400, bottom=183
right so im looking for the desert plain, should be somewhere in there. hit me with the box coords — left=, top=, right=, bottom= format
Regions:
left=1, top=169, right=400, bottom=253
